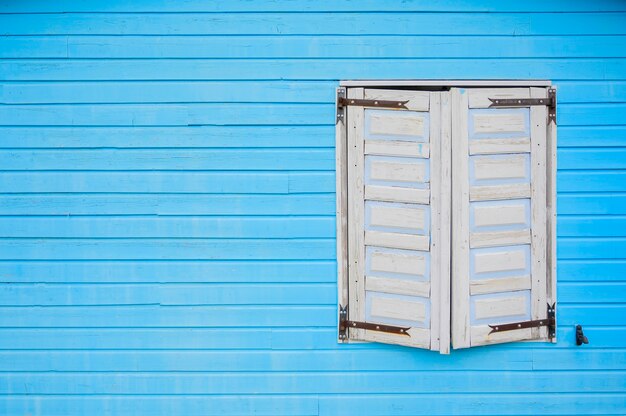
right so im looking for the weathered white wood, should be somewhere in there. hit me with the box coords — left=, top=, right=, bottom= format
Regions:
left=470, top=276, right=531, bottom=295
left=471, top=326, right=532, bottom=346
left=452, top=86, right=556, bottom=349
left=530, top=87, right=548, bottom=339
left=364, top=88, right=430, bottom=112
left=335, top=87, right=349, bottom=343
left=429, top=92, right=441, bottom=352
left=370, top=295, right=427, bottom=322
left=470, top=184, right=531, bottom=201
left=347, top=87, right=366, bottom=341
left=468, top=88, right=532, bottom=109
left=473, top=246, right=528, bottom=275
left=369, top=249, right=428, bottom=277
left=367, top=111, right=427, bottom=139
left=451, top=87, right=471, bottom=349
left=473, top=202, right=528, bottom=229
left=369, top=158, right=428, bottom=184
left=368, top=203, right=427, bottom=232
left=469, top=137, right=531, bottom=155
left=364, top=231, right=429, bottom=251
left=365, top=327, right=430, bottom=349
left=346, top=89, right=445, bottom=351
left=470, top=229, right=531, bottom=248
left=364, top=185, right=429, bottom=204
left=438, top=91, right=452, bottom=355
left=474, top=294, right=528, bottom=320
left=366, top=276, right=430, bottom=297
left=365, top=140, right=430, bottom=158
left=472, top=154, right=528, bottom=181
left=472, top=112, right=527, bottom=135
left=547, top=87, right=558, bottom=343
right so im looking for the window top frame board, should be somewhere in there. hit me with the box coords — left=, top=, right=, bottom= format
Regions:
left=340, top=80, right=551, bottom=88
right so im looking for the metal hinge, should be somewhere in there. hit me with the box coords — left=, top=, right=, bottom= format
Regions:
left=488, top=303, right=556, bottom=340
left=336, top=88, right=409, bottom=124
left=339, top=305, right=410, bottom=338
left=489, top=88, right=557, bottom=124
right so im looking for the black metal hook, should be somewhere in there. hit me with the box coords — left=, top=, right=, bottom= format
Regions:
left=575, top=325, right=589, bottom=346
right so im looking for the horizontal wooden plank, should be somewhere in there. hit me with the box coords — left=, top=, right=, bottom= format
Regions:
left=469, top=229, right=531, bottom=248
left=470, top=276, right=530, bottom=295
left=0, top=327, right=341, bottom=350
left=558, top=282, right=626, bottom=303
left=558, top=304, right=626, bottom=326
left=319, top=393, right=626, bottom=416
left=559, top=238, right=626, bottom=260
left=0, top=348, right=536, bottom=371
left=0, top=395, right=319, bottom=416
left=470, top=184, right=531, bottom=201
left=558, top=126, right=626, bottom=148
left=0, top=305, right=338, bottom=328
left=0, top=303, right=614, bottom=329
left=0, top=172, right=334, bottom=194
left=559, top=216, right=626, bottom=237
left=0, top=103, right=331, bottom=126
left=532, top=350, right=626, bottom=371
left=0, top=325, right=623, bottom=350
left=1, top=371, right=624, bottom=395
left=365, top=185, right=430, bottom=204
left=0, top=80, right=335, bottom=104
left=0, top=81, right=623, bottom=105
left=364, top=231, right=430, bottom=251
left=2, top=59, right=625, bottom=81
left=0, top=238, right=335, bottom=260
left=0, top=102, right=613, bottom=127
left=0, top=394, right=623, bottom=416
left=558, top=260, right=626, bottom=282
left=558, top=194, right=626, bottom=215
left=557, top=81, right=626, bottom=104
left=0, top=126, right=335, bottom=148
left=0, top=149, right=335, bottom=170
left=559, top=148, right=626, bottom=170
left=0, top=260, right=336, bottom=283
left=559, top=103, right=626, bottom=127
left=1, top=13, right=625, bottom=36
left=558, top=171, right=626, bottom=192
left=0, top=216, right=334, bottom=238
left=0, top=283, right=335, bottom=306
left=3, top=35, right=626, bottom=59
left=0, top=194, right=335, bottom=215
left=2, top=0, right=625, bottom=13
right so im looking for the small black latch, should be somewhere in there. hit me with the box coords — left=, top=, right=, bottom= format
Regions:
left=338, top=305, right=348, bottom=341
left=576, top=325, right=589, bottom=346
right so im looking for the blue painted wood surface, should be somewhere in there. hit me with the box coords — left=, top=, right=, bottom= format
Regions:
left=0, top=1, right=625, bottom=414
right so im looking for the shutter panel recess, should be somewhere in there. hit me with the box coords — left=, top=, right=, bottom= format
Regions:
left=343, top=88, right=451, bottom=353
left=451, top=87, right=556, bottom=348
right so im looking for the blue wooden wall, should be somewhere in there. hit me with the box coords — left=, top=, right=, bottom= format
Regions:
left=0, top=1, right=625, bottom=414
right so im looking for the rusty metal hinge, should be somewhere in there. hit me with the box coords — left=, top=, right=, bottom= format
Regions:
left=336, top=88, right=409, bottom=124
left=489, top=88, right=557, bottom=124
left=488, top=303, right=556, bottom=339
left=339, top=305, right=410, bottom=337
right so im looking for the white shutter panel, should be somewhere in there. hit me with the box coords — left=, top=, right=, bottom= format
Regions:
left=346, top=88, right=451, bottom=353
left=451, top=87, right=556, bottom=348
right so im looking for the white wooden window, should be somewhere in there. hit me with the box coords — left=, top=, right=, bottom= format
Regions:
left=336, top=82, right=556, bottom=354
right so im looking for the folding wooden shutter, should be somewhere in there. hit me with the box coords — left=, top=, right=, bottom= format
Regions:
left=451, top=87, right=556, bottom=349
left=342, top=88, right=451, bottom=353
